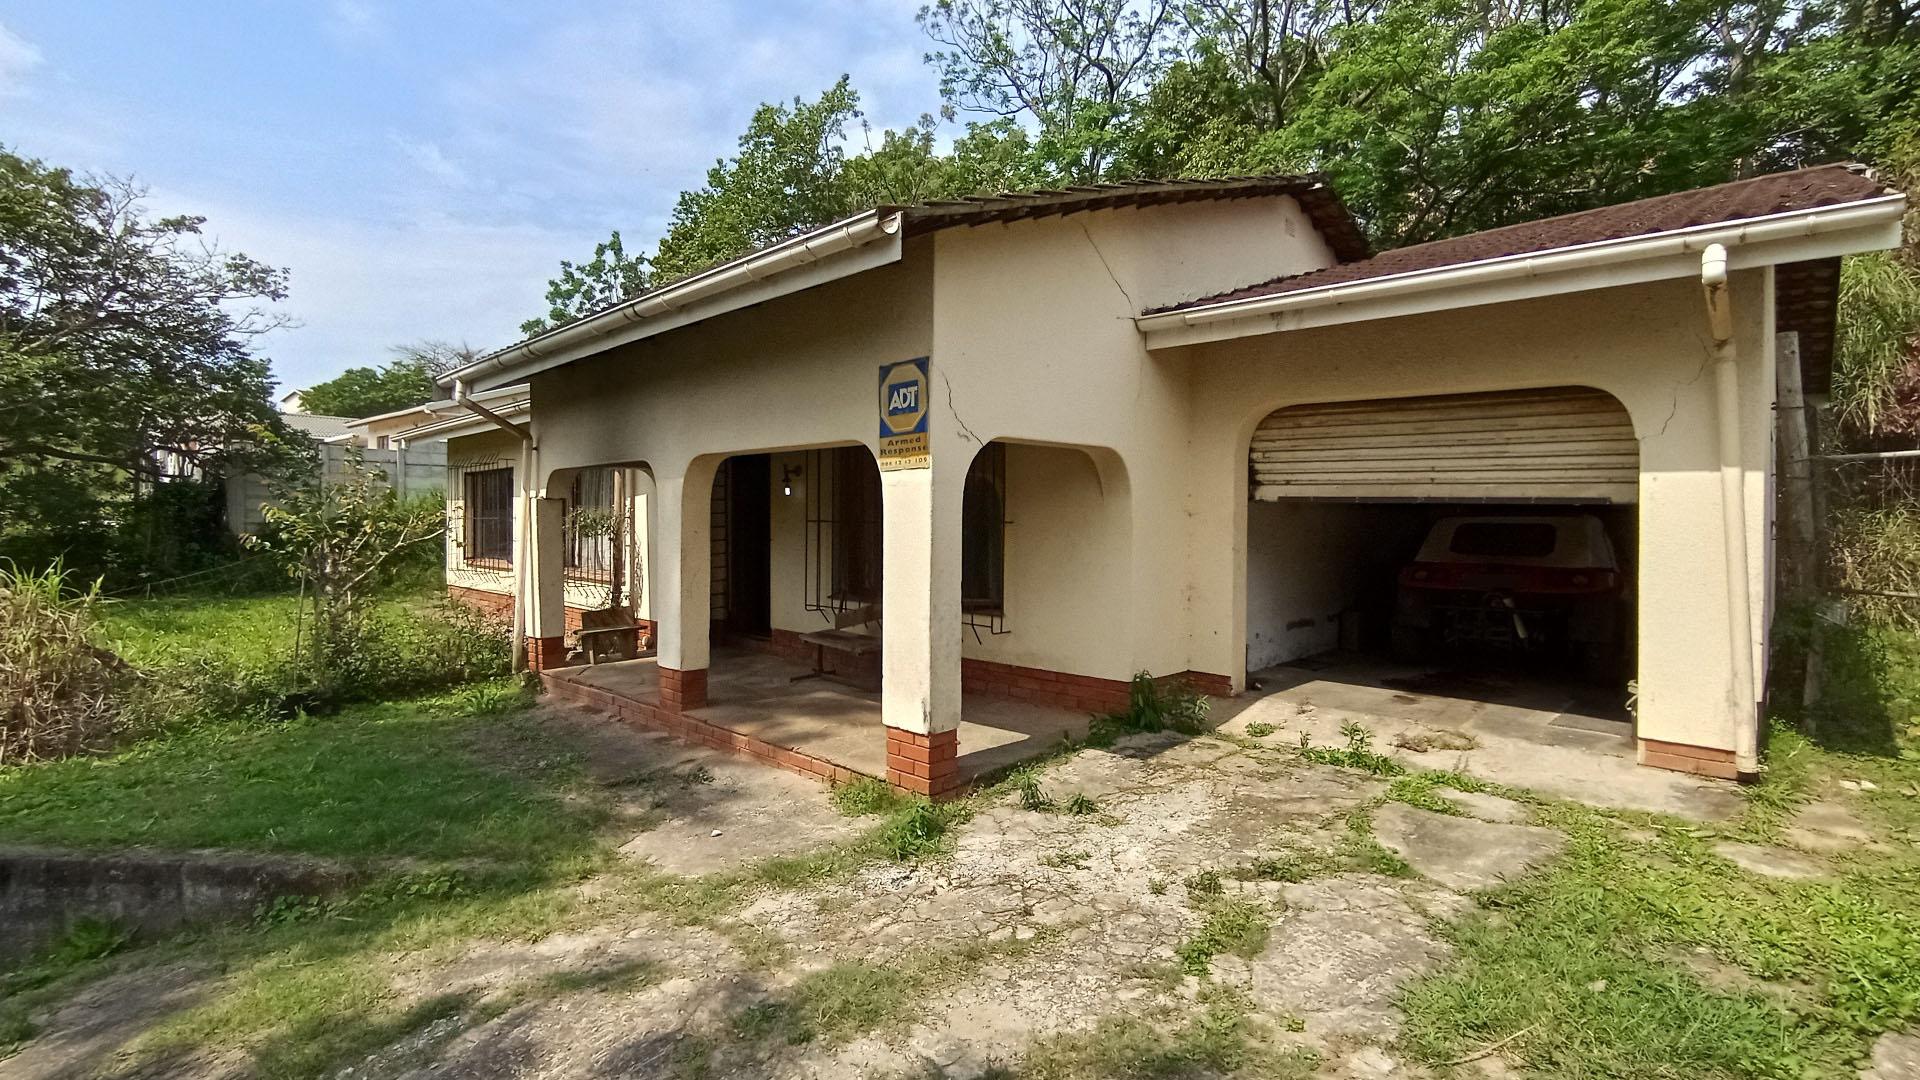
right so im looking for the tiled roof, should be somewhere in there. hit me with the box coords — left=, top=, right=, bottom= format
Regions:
left=884, top=176, right=1369, bottom=262
left=1153, top=164, right=1893, bottom=314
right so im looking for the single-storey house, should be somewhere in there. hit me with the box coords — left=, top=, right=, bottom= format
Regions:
left=408, top=164, right=1903, bottom=796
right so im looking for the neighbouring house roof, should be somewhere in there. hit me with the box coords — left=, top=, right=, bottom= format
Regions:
left=1143, top=164, right=1905, bottom=392
left=282, top=413, right=355, bottom=441
left=441, top=175, right=1364, bottom=390
left=348, top=384, right=531, bottom=444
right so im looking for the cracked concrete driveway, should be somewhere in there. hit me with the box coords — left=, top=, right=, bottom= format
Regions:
left=1, top=705, right=1736, bottom=1080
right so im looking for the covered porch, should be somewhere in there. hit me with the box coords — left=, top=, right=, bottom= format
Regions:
left=540, top=646, right=1091, bottom=788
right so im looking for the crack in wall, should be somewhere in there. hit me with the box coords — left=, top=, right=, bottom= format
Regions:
left=939, top=366, right=984, bottom=448
left=1080, top=221, right=1137, bottom=313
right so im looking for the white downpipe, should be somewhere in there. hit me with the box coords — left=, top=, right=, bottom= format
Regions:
left=1140, top=195, right=1905, bottom=333
left=1700, top=244, right=1761, bottom=779
left=454, top=378, right=536, bottom=674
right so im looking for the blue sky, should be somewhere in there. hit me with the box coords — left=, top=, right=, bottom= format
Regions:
left=0, top=1, right=943, bottom=396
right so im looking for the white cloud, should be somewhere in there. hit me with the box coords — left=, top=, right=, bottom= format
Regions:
left=390, top=135, right=469, bottom=187
left=173, top=193, right=583, bottom=392
left=0, top=21, right=43, bottom=97
left=323, top=0, right=387, bottom=45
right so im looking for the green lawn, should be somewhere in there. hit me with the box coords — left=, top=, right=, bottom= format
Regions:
left=0, top=685, right=600, bottom=864
left=97, top=588, right=438, bottom=670
left=1399, top=730, right=1920, bottom=1079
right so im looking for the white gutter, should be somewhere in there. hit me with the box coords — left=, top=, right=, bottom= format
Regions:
left=441, top=211, right=904, bottom=390
left=1700, top=244, right=1760, bottom=781
left=1137, top=195, right=1905, bottom=340
left=453, top=379, right=535, bottom=674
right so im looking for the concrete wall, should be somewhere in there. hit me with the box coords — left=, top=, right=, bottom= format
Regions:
left=1178, top=271, right=1776, bottom=755
left=225, top=442, right=446, bottom=536
left=1245, top=502, right=1418, bottom=669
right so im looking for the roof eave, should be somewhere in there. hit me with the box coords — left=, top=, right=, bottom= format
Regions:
left=1138, top=194, right=1906, bottom=350
left=440, top=211, right=901, bottom=392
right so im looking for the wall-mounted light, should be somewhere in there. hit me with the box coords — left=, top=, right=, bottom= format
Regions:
left=780, top=462, right=803, bottom=497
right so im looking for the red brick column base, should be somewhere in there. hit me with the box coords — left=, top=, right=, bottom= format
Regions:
left=526, top=636, right=567, bottom=671
left=886, top=727, right=959, bottom=798
left=659, top=666, right=708, bottom=713
left=1638, top=738, right=1739, bottom=780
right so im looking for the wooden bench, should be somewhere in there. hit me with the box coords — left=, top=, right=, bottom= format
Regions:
left=575, top=607, right=642, bottom=665
left=793, top=604, right=880, bottom=685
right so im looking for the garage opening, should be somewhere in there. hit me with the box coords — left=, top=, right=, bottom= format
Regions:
left=1245, top=386, right=1638, bottom=734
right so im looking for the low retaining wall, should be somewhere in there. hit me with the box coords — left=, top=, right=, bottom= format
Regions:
left=0, top=847, right=359, bottom=961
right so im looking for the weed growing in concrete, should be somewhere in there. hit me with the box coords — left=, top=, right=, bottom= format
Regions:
left=1386, top=770, right=1492, bottom=816
left=1062, top=792, right=1100, bottom=816
left=876, top=799, right=961, bottom=861
left=732, top=962, right=912, bottom=1045
left=1244, top=721, right=1276, bottom=738
left=1093, top=672, right=1211, bottom=739
left=1177, top=900, right=1271, bottom=976
left=1013, top=771, right=1055, bottom=812
left=1147, top=877, right=1169, bottom=896
left=1298, top=722, right=1405, bottom=776
left=1014, top=998, right=1317, bottom=1079
left=1041, top=848, right=1091, bottom=870
left=829, top=775, right=903, bottom=817
left=1184, top=869, right=1224, bottom=904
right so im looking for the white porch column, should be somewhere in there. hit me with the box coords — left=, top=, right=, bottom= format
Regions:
left=880, top=461, right=964, bottom=795
left=650, top=463, right=714, bottom=711
left=525, top=496, right=567, bottom=670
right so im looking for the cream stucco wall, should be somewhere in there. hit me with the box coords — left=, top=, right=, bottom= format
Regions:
left=510, top=194, right=1777, bottom=756
left=926, top=196, right=1338, bottom=685
left=1177, top=271, right=1775, bottom=752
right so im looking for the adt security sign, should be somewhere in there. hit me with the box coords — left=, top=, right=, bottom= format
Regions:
left=877, top=357, right=931, bottom=471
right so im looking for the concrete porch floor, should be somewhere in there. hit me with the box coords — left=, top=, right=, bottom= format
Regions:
left=543, top=646, right=1090, bottom=784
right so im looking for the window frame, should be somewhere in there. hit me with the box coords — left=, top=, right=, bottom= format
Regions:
left=461, top=466, right=515, bottom=569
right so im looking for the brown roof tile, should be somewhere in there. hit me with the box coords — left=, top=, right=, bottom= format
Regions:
left=1153, top=163, right=1895, bottom=314
left=886, top=176, right=1370, bottom=262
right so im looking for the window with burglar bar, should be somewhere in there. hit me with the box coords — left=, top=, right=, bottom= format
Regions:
left=803, top=446, right=882, bottom=615
left=564, top=467, right=616, bottom=581
left=461, top=466, right=514, bottom=568
left=962, top=442, right=1006, bottom=617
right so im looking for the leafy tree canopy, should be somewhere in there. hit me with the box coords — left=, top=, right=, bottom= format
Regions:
left=0, top=147, right=294, bottom=575
left=297, top=341, right=476, bottom=418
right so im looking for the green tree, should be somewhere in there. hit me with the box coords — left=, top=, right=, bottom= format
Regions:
left=919, top=0, right=1180, bottom=179
left=244, top=452, right=446, bottom=678
left=650, top=77, right=870, bottom=280
left=0, top=147, right=294, bottom=576
left=300, top=358, right=432, bottom=418
left=518, top=231, right=650, bottom=337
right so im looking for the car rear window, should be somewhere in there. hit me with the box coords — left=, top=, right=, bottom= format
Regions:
left=1448, top=522, right=1558, bottom=558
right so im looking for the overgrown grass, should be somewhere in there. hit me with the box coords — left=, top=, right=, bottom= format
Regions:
left=1012, top=996, right=1318, bottom=1079
left=1399, top=778, right=1920, bottom=1077
left=0, top=680, right=574, bottom=863
left=732, top=930, right=1061, bottom=1049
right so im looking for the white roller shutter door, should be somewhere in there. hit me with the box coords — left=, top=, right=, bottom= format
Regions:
left=1250, top=387, right=1638, bottom=503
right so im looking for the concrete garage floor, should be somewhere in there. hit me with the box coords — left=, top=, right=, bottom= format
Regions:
left=544, top=647, right=1088, bottom=784
left=1214, top=652, right=1742, bottom=820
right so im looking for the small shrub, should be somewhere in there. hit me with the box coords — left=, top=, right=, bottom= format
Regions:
left=830, top=775, right=903, bottom=817
left=1096, top=672, right=1211, bottom=737
left=1015, top=772, right=1054, bottom=812
left=877, top=799, right=956, bottom=861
